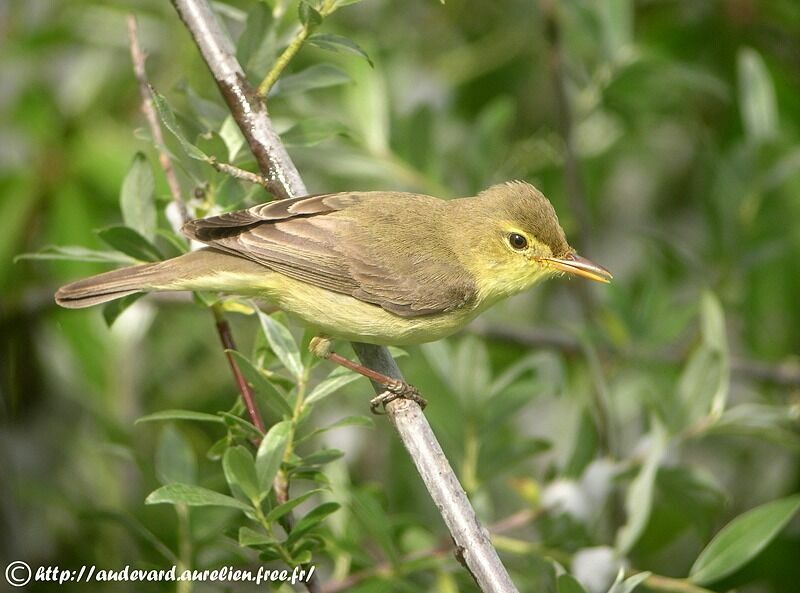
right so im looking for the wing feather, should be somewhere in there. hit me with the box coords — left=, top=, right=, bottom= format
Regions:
left=181, top=192, right=476, bottom=317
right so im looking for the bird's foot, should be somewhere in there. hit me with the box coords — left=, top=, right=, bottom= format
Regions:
left=309, top=336, right=333, bottom=359
left=369, top=380, right=427, bottom=415
left=308, top=336, right=428, bottom=414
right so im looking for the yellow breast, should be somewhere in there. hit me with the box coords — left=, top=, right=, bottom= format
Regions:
left=188, top=270, right=485, bottom=345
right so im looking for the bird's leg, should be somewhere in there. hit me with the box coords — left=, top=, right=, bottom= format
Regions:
left=309, top=337, right=427, bottom=414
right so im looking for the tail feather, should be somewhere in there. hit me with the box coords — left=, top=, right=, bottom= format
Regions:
left=54, top=248, right=263, bottom=309
left=55, top=262, right=163, bottom=308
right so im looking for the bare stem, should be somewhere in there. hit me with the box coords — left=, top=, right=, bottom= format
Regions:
left=169, top=1, right=519, bottom=590
left=640, top=574, right=717, bottom=593
left=126, top=15, right=189, bottom=224
left=127, top=14, right=266, bottom=436
left=257, top=1, right=338, bottom=97
left=257, top=24, right=312, bottom=97
left=212, top=305, right=266, bottom=434
left=207, top=156, right=274, bottom=190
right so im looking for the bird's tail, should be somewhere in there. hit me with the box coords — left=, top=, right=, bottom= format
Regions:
left=55, top=262, right=166, bottom=308
left=54, top=248, right=252, bottom=309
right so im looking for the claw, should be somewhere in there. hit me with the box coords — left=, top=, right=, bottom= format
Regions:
left=369, top=381, right=427, bottom=414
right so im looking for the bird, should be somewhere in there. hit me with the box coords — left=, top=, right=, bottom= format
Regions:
left=56, top=180, right=611, bottom=410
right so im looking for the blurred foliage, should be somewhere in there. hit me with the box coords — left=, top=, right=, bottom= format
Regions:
left=2, top=0, right=800, bottom=592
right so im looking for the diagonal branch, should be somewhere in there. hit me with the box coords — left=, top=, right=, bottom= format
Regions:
left=169, top=1, right=519, bottom=591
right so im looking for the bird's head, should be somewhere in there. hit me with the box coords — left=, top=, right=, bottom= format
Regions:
left=459, top=181, right=612, bottom=302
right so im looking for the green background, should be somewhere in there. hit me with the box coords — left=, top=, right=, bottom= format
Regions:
left=1, top=0, right=799, bottom=592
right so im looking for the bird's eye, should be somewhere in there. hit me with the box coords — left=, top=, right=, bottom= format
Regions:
left=508, top=233, right=528, bottom=250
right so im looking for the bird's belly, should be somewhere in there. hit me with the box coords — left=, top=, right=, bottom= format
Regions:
left=249, top=272, right=481, bottom=345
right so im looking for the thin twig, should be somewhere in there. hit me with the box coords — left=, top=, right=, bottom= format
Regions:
left=171, top=0, right=304, bottom=197
left=169, top=1, right=519, bottom=591
left=207, top=156, right=273, bottom=190
left=212, top=305, right=266, bottom=434
left=256, top=0, right=337, bottom=96
left=126, top=14, right=266, bottom=437
left=640, top=574, right=717, bottom=593
left=127, top=15, right=189, bottom=223
left=257, top=24, right=312, bottom=97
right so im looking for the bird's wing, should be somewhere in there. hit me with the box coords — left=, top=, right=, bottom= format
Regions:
left=182, top=193, right=476, bottom=317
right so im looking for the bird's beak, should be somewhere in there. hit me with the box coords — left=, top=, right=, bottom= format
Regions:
left=543, top=252, right=613, bottom=283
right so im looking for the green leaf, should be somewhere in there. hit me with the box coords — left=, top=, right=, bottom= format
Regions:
left=656, top=466, right=727, bottom=537
left=453, top=336, right=491, bottom=404
left=155, top=228, right=189, bottom=256
left=738, top=47, right=778, bottom=142
left=489, top=351, right=561, bottom=398
left=237, top=2, right=275, bottom=74
left=597, top=0, right=633, bottom=62
left=219, top=412, right=262, bottom=439
left=557, top=574, right=587, bottom=593
left=345, top=56, right=388, bottom=153
left=298, top=1, right=322, bottom=29
left=608, top=570, right=651, bottom=593
left=265, top=489, right=324, bottom=523
left=282, top=118, right=348, bottom=147
left=564, top=408, right=599, bottom=478
left=156, top=426, right=197, bottom=485
left=308, top=34, right=373, bottom=67
left=89, top=510, right=178, bottom=565
left=616, top=424, right=666, bottom=554
left=699, top=291, right=730, bottom=418
left=298, top=415, right=373, bottom=443
left=690, top=495, right=800, bottom=585
left=145, top=483, right=251, bottom=511
left=96, top=226, right=162, bottom=262
left=102, top=293, right=144, bottom=327
left=223, top=446, right=260, bottom=502
left=239, top=526, right=277, bottom=547
left=707, top=403, right=800, bottom=450
left=207, top=437, right=229, bottom=461
left=180, top=82, right=228, bottom=130
left=136, top=409, right=225, bottom=424
left=226, top=350, right=293, bottom=417
left=273, top=64, right=351, bottom=96
left=421, top=341, right=455, bottom=391
left=291, top=549, right=314, bottom=565
left=257, top=547, right=283, bottom=562
left=255, top=420, right=291, bottom=493
left=675, top=293, right=730, bottom=430
left=286, top=502, right=340, bottom=546
left=219, top=115, right=245, bottom=163
left=150, top=89, right=208, bottom=160
left=305, top=372, right=362, bottom=405
left=387, top=346, right=409, bottom=359
left=120, top=152, right=156, bottom=241
left=15, top=245, right=137, bottom=265
left=299, top=448, right=344, bottom=467
left=257, top=310, right=303, bottom=380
